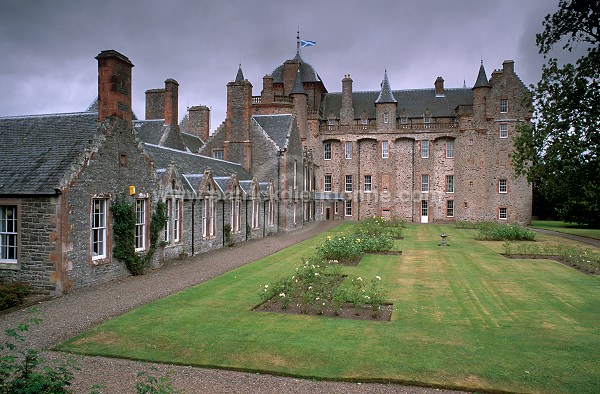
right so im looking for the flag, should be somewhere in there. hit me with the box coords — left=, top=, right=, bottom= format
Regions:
left=300, top=40, right=316, bottom=48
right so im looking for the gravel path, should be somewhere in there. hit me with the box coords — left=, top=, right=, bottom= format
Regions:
left=529, top=227, right=600, bottom=248
left=1, top=221, right=464, bottom=394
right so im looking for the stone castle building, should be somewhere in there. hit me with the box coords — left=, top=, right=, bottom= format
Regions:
left=0, top=46, right=532, bottom=294
left=201, top=51, right=532, bottom=224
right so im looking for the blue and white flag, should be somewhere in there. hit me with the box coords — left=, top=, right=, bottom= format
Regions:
left=300, top=40, right=316, bottom=48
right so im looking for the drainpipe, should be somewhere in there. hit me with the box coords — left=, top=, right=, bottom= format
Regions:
left=245, top=199, right=249, bottom=241
left=191, top=199, right=195, bottom=255
left=276, top=148, right=285, bottom=232
left=357, top=140, right=361, bottom=221
left=222, top=199, right=225, bottom=246
left=263, top=200, right=267, bottom=237
left=411, top=140, right=415, bottom=222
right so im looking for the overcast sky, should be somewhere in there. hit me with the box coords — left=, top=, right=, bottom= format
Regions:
left=0, top=0, right=580, bottom=131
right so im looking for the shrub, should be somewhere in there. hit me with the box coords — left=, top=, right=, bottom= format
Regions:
left=359, top=234, right=395, bottom=253
left=477, top=223, right=535, bottom=241
left=316, top=233, right=363, bottom=264
left=0, top=282, right=30, bottom=311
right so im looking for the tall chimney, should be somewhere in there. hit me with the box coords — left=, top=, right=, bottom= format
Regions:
left=502, top=60, right=515, bottom=74
left=261, top=74, right=274, bottom=103
left=96, top=50, right=134, bottom=121
left=435, top=77, right=445, bottom=97
left=164, top=78, right=179, bottom=126
left=187, top=105, right=210, bottom=141
left=145, top=88, right=165, bottom=119
left=340, top=74, right=354, bottom=125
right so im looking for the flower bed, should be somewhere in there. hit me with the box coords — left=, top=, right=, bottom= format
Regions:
left=503, top=242, right=600, bottom=274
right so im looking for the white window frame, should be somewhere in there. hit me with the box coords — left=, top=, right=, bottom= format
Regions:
left=324, top=175, right=332, bottom=192
left=173, top=199, right=181, bottom=242
left=499, top=179, right=508, bottom=194
left=268, top=199, right=274, bottom=226
left=293, top=202, right=297, bottom=225
left=421, top=140, right=429, bottom=158
left=423, top=115, right=431, bottom=124
left=382, top=141, right=389, bottom=159
left=421, top=174, right=429, bottom=193
left=400, top=116, right=408, bottom=124
left=345, top=200, right=352, bottom=217
left=500, top=124, right=508, bottom=138
left=164, top=198, right=172, bottom=243
left=91, top=199, right=107, bottom=260
left=213, top=149, right=224, bottom=160
left=500, top=99, right=508, bottom=113
left=0, top=205, right=18, bottom=263
left=345, top=141, right=352, bottom=159
left=252, top=198, right=260, bottom=229
left=345, top=175, right=353, bottom=192
left=447, top=200, right=454, bottom=217
left=383, top=112, right=389, bottom=124
left=446, top=140, right=454, bottom=158
left=293, top=160, right=297, bottom=190
left=324, top=142, right=332, bottom=160
left=364, top=175, right=372, bottom=193
left=135, top=199, right=147, bottom=251
left=446, top=175, right=454, bottom=193
left=499, top=207, right=508, bottom=220
left=203, top=197, right=215, bottom=238
left=334, top=202, right=339, bottom=214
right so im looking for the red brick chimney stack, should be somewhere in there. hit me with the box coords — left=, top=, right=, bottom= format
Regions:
left=435, top=77, right=445, bottom=97
left=96, top=50, right=134, bottom=121
left=164, top=79, right=179, bottom=126
left=187, top=105, right=210, bottom=141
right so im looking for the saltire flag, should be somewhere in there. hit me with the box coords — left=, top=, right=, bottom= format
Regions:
left=300, top=40, right=316, bottom=47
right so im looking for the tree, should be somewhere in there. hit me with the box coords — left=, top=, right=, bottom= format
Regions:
left=513, top=0, right=600, bottom=226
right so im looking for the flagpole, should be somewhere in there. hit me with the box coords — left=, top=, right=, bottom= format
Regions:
left=297, top=29, right=300, bottom=56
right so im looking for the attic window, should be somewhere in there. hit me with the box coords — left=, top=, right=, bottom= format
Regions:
left=400, top=117, right=408, bottom=124
left=213, top=150, right=224, bottom=160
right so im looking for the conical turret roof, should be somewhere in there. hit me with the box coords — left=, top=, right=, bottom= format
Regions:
left=235, top=65, right=245, bottom=83
left=473, top=61, right=490, bottom=88
left=375, top=70, right=397, bottom=104
left=290, top=68, right=307, bottom=95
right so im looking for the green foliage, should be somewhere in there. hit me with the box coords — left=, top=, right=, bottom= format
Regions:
left=316, top=233, right=364, bottom=264
left=354, top=216, right=403, bottom=239
left=340, top=276, right=387, bottom=315
left=476, top=223, right=535, bottom=241
left=223, top=224, right=234, bottom=247
left=0, top=282, right=30, bottom=311
left=503, top=241, right=600, bottom=274
left=112, top=196, right=167, bottom=275
left=0, top=310, right=78, bottom=394
left=512, top=0, right=600, bottom=226
left=136, top=367, right=179, bottom=394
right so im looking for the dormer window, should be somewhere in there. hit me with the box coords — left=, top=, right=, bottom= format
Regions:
left=361, top=118, right=368, bottom=125
left=423, top=115, right=431, bottom=124
left=327, top=118, right=336, bottom=130
left=400, top=117, right=408, bottom=124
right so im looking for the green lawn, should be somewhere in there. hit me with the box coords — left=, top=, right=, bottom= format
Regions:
left=55, top=224, right=600, bottom=393
left=532, top=220, right=600, bottom=240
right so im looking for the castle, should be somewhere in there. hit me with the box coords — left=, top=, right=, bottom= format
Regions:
left=0, top=47, right=532, bottom=294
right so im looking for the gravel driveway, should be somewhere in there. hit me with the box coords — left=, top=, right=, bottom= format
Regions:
left=0, top=221, right=465, bottom=394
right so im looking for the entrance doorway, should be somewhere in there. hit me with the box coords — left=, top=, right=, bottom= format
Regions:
left=420, top=200, right=428, bottom=223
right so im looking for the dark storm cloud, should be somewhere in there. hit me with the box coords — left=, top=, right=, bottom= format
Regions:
left=0, top=0, right=572, bottom=129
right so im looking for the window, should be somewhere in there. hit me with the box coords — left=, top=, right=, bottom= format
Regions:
left=446, top=175, right=454, bottom=193
left=324, top=175, right=332, bottom=192
left=320, top=202, right=324, bottom=215
left=345, top=175, right=353, bottom=192
left=469, top=180, right=474, bottom=188
left=421, top=200, right=428, bottom=217
left=364, top=175, right=372, bottom=192
left=327, top=119, right=335, bottom=129
left=334, top=202, right=339, bottom=214
left=164, top=199, right=172, bottom=243
left=421, top=140, right=429, bottom=158
left=382, top=141, right=389, bottom=159
left=324, top=142, right=332, bottom=160
left=293, top=160, right=297, bottom=189
left=0, top=205, right=17, bottom=262
left=203, top=198, right=215, bottom=238
left=499, top=207, right=508, bottom=220
left=361, top=118, right=368, bottom=125
left=293, top=202, right=297, bottom=224
left=268, top=200, right=274, bottom=226
left=500, top=99, right=508, bottom=113
left=500, top=124, right=508, bottom=138
left=231, top=198, right=241, bottom=233
left=447, top=200, right=454, bottom=217
left=345, top=200, right=352, bottom=217
left=252, top=199, right=260, bottom=229
left=400, top=116, right=408, bottom=124
left=499, top=179, right=508, bottom=194
left=446, top=140, right=454, bottom=158
left=135, top=199, right=147, bottom=251
left=173, top=199, right=181, bottom=242
left=213, top=150, right=224, bottom=160
left=91, top=199, right=107, bottom=260
left=468, top=138, right=474, bottom=146
left=345, top=141, right=352, bottom=159
left=421, top=174, right=429, bottom=193
left=383, top=112, right=389, bottom=124
left=423, top=115, right=431, bottom=124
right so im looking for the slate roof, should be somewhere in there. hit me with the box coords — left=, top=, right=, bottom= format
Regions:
left=290, top=69, right=307, bottom=95
left=320, top=88, right=473, bottom=119
left=134, top=120, right=186, bottom=151
left=473, top=62, right=491, bottom=88
left=271, top=53, right=323, bottom=85
left=375, top=71, right=397, bottom=104
left=143, top=143, right=253, bottom=195
left=252, top=114, right=292, bottom=150
left=0, top=112, right=98, bottom=195
left=180, top=132, right=204, bottom=153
